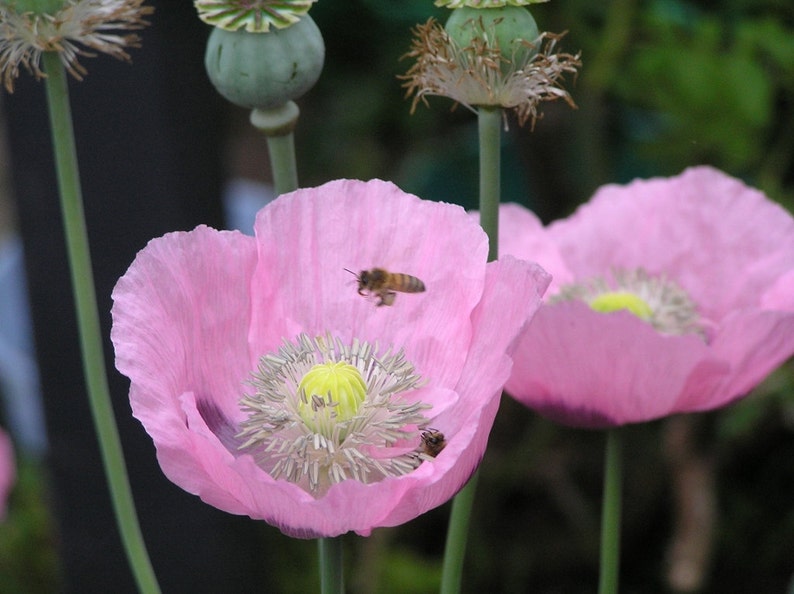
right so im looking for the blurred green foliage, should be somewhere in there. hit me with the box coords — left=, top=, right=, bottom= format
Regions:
left=612, top=1, right=794, bottom=188
left=0, top=457, right=61, bottom=592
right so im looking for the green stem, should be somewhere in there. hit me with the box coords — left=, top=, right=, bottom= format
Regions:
left=477, top=106, right=501, bottom=262
left=598, top=428, right=623, bottom=594
left=440, top=470, right=480, bottom=594
left=41, top=52, right=160, bottom=594
left=250, top=101, right=300, bottom=194
left=318, top=537, right=344, bottom=594
left=439, top=106, right=502, bottom=594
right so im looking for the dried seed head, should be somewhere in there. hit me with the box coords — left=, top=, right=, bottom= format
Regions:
left=0, top=0, right=153, bottom=92
left=401, top=13, right=580, bottom=128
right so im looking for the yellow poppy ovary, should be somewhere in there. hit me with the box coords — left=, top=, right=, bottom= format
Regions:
left=589, top=291, right=654, bottom=320
left=297, top=362, right=367, bottom=431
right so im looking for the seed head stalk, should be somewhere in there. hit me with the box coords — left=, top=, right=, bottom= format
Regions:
left=250, top=102, right=300, bottom=194
left=319, top=536, right=344, bottom=594
left=266, top=129, right=299, bottom=195
left=41, top=51, right=160, bottom=594
left=440, top=105, right=502, bottom=594
left=599, top=428, right=623, bottom=594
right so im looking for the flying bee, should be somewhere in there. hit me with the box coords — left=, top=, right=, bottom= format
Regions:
left=345, top=267, right=425, bottom=307
left=420, top=429, right=447, bottom=458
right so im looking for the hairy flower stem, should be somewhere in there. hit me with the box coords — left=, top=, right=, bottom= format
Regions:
left=41, top=51, right=160, bottom=594
left=440, top=106, right=502, bottom=594
left=318, top=537, right=344, bottom=594
left=250, top=101, right=300, bottom=194
left=599, top=428, right=623, bottom=594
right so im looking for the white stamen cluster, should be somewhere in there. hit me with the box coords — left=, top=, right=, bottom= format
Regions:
left=0, top=0, right=152, bottom=92
left=237, top=333, right=433, bottom=497
left=554, top=268, right=704, bottom=337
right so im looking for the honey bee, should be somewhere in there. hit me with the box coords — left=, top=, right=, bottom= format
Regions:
left=345, top=268, right=425, bottom=307
left=420, top=429, right=447, bottom=458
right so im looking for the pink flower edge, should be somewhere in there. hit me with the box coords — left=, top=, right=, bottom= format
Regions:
left=0, top=428, right=14, bottom=520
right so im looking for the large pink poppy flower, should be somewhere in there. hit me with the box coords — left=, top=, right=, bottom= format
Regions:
left=0, top=428, right=14, bottom=520
left=111, top=179, right=550, bottom=537
left=496, top=166, right=794, bottom=428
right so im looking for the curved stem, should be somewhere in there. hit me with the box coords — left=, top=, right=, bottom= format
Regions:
left=598, top=428, right=623, bottom=594
left=318, top=537, right=344, bottom=594
left=439, top=106, right=502, bottom=594
left=42, top=51, right=160, bottom=594
left=250, top=101, right=300, bottom=194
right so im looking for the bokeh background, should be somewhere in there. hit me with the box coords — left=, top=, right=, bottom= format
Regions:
left=1, top=0, right=793, bottom=592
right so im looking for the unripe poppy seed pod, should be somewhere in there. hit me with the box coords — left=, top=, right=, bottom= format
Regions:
left=445, top=6, right=540, bottom=67
left=204, top=15, right=325, bottom=110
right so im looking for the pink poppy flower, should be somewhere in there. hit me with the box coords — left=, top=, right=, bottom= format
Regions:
left=495, top=166, right=794, bottom=428
left=111, top=179, right=550, bottom=537
left=0, top=428, right=14, bottom=520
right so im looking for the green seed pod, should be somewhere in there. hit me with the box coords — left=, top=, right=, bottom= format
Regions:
left=445, top=6, right=540, bottom=65
left=204, top=15, right=325, bottom=110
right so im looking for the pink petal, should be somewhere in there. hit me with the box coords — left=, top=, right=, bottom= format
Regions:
left=698, top=309, right=794, bottom=410
left=761, top=268, right=794, bottom=311
left=248, top=179, right=489, bottom=387
left=505, top=302, right=729, bottom=427
left=112, top=226, right=259, bottom=505
left=0, top=429, right=14, bottom=520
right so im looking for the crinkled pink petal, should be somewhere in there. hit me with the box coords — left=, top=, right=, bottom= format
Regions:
left=249, top=179, right=489, bottom=388
left=505, top=302, right=729, bottom=427
left=111, top=226, right=259, bottom=506
left=0, top=428, right=14, bottom=520
left=761, top=268, right=794, bottom=311
left=699, top=309, right=794, bottom=409
left=112, top=179, right=550, bottom=537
